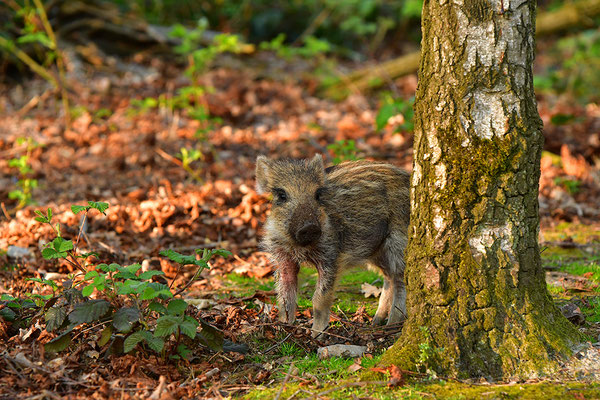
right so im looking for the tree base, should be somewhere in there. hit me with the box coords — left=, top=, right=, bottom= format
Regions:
left=377, top=301, right=585, bottom=381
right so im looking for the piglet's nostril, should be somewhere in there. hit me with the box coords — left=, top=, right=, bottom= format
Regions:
left=296, top=223, right=321, bottom=246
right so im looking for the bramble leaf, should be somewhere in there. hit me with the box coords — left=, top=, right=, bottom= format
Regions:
left=42, top=238, right=73, bottom=259
left=167, top=299, right=188, bottom=316
left=141, top=283, right=172, bottom=300
left=159, top=249, right=200, bottom=266
left=176, top=344, right=191, bottom=360
left=138, top=270, right=164, bottom=280
left=97, top=263, right=120, bottom=272
left=68, top=300, right=110, bottom=324
left=154, top=315, right=180, bottom=337
left=124, top=331, right=145, bottom=353
left=44, top=331, right=71, bottom=353
left=45, top=306, right=66, bottom=332
left=84, top=271, right=99, bottom=280
left=180, top=315, right=199, bottom=339
left=82, top=284, right=94, bottom=297
left=117, top=280, right=147, bottom=295
left=197, top=319, right=223, bottom=351
left=71, top=205, right=88, bottom=214
left=98, top=325, right=113, bottom=347
left=143, top=333, right=165, bottom=353
left=88, top=201, right=109, bottom=214
left=112, top=307, right=140, bottom=333
left=148, top=301, right=167, bottom=314
left=124, top=330, right=164, bottom=353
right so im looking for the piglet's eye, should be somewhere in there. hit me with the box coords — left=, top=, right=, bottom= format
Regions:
left=315, top=187, right=325, bottom=202
left=273, top=188, right=288, bottom=203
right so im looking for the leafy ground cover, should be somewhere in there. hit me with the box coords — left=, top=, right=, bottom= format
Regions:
left=1, top=21, right=600, bottom=399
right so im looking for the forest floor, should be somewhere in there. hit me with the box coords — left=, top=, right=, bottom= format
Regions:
left=1, top=48, right=600, bottom=399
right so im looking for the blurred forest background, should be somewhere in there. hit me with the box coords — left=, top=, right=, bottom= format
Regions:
left=0, top=0, right=599, bottom=398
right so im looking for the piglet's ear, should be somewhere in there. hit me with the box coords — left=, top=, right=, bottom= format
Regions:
left=255, top=155, right=271, bottom=194
left=309, top=153, right=324, bottom=171
left=309, top=154, right=325, bottom=180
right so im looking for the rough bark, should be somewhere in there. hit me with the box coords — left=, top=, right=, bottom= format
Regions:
left=380, top=0, right=584, bottom=380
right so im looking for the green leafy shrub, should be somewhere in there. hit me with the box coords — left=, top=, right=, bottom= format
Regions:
left=0, top=0, right=70, bottom=125
left=8, top=137, right=42, bottom=209
left=534, top=29, right=600, bottom=103
left=375, top=95, right=414, bottom=133
left=3, top=202, right=231, bottom=360
left=327, top=139, right=360, bottom=164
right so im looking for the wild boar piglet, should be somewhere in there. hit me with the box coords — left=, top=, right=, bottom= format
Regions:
left=256, top=154, right=410, bottom=337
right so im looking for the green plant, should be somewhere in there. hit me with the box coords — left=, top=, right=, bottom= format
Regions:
left=554, top=177, right=582, bottom=195
left=376, top=95, right=415, bottom=133
left=279, top=342, right=303, bottom=357
left=327, top=139, right=360, bottom=164
left=0, top=0, right=70, bottom=126
left=416, top=326, right=444, bottom=377
left=9, top=202, right=231, bottom=360
left=534, top=29, right=600, bottom=103
left=581, top=297, right=600, bottom=323
left=177, top=147, right=204, bottom=182
left=128, top=19, right=243, bottom=180
left=259, top=33, right=331, bottom=59
left=8, top=137, right=42, bottom=209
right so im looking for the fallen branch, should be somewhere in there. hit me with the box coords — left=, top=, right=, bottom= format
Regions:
left=323, top=0, right=600, bottom=98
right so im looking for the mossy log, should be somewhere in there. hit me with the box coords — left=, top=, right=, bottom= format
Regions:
left=378, top=0, right=584, bottom=380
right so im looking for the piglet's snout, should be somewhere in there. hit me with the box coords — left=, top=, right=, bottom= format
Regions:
left=288, top=203, right=322, bottom=246
left=295, top=222, right=321, bottom=246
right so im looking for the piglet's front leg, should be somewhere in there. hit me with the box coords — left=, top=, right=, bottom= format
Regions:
left=275, top=257, right=300, bottom=323
left=311, top=264, right=337, bottom=338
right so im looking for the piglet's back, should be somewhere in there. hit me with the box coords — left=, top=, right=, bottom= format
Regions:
left=322, top=161, right=410, bottom=256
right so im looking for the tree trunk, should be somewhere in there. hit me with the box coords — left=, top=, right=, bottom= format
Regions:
left=380, top=0, right=583, bottom=380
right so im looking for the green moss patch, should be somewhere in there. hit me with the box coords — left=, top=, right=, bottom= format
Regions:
left=244, top=378, right=600, bottom=400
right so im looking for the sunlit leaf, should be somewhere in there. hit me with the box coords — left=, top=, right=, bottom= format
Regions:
left=88, top=201, right=109, bottom=214
left=71, top=205, right=88, bottom=214
left=376, top=103, right=398, bottom=131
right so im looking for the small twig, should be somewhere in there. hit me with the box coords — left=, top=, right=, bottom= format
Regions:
left=263, top=332, right=292, bottom=354
left=173, top=262, right=212, bottom=298
left=16, top=89, right=52, bottom=117
left=0, top=202, right=10, bottom=220
left=63, top=256, right=86, bottom=274
left=275, top=362, right=295, bottom=400
left=71, top=320, right=110, bottom=340
left=154, top=148, right=204, bottom=183
left=73, top=213, right=87, bottom=252
left=155, top=147, right=183, bottom=166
